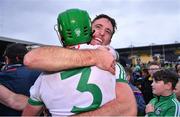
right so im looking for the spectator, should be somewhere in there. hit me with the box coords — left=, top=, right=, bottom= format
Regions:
left=175, top=63, right=180, bottom=76
left=0, top=43, right=41, bottom=116
left=0, top=85, right=28, bottom=110
left=126, top=67, right=146, bottom=116
left=141, top=62, right=160, bottom=104
left=174, top=78, right=180, bottom=101
left=174, top=63, right=180, bottom=101
left=145, top=69, right=179, bottom=116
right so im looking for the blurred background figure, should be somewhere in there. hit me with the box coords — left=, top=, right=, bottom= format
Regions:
left=141, top=62, right=160, bottom=104
left=174, top=78, right=180, bottom=101
left=126, top=67, right=145, bottom=116
left=0, top=43, right=41, bottom=116
left=174, top=63, right=180, bottom=101
left=175, top=63, right=180, bottom=76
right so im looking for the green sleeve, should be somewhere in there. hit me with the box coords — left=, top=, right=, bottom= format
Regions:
left=116, top=63, right=128, bottom=83
left=28, top=98, right=44, bottom=106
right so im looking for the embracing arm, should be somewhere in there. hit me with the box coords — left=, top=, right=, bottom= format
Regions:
left=24, top=46, right=115, bottom=74
left=76, top=82, right=137, bottom=116
left=0, top=85, right=28, bottom=110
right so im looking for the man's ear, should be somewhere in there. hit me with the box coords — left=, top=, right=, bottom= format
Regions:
left=4, top=56, right=8, bottom=60
left=4, top=56, right=9, bottom=64
left=165, top=82, right=172, bottom=90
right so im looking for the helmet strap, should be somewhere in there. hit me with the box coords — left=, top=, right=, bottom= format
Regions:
left=54, top=24, right=64, bottom=46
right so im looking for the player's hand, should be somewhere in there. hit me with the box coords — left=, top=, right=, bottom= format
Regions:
left=94, top=46, right=116, bottom=75
left=145, top=103, right=154, bottom=113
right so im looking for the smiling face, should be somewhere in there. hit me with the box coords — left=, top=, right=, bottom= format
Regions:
left=90, top=18, right=113, bottom=46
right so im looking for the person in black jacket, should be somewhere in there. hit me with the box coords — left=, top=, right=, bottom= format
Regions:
left=141, top=62, right=160, bottom=104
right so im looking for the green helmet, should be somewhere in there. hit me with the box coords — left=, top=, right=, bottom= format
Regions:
left=57, top=8, right=92, bottom=46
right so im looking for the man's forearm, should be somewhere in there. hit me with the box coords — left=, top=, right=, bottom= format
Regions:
left=24, top=46, right=96, bottom=71
left=24, top=46, right=115, bottom=74
left=9, top=93, right=28, bottom=110
left=0, top=85, right=28, bottom=110
left=77, top=83, right=137, bottom=116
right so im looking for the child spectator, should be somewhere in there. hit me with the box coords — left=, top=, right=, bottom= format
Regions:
left=145, top=69, right=180, bottom=116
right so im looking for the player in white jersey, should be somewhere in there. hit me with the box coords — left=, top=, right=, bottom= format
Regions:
left=22, top=8, right=134, bottom=115
left=22, top=9, right=127, bottom=116
left=28, top=45, right=126, bottom=116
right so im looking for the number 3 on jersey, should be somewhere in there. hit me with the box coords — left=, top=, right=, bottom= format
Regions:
left=61, top=67, right=102, bottom=113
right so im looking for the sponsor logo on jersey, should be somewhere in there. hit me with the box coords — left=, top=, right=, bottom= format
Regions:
left=155, top=107, right=162, bottom=115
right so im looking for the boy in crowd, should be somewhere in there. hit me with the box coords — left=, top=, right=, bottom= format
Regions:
left=145, top=69, right=180, bottom=116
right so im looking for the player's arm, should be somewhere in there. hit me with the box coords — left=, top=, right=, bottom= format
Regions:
left=22, top=74, right=44, bottom=116
left=24, top=46, right=115, bottom=74
left=112, top=82, right=137, bottom=115
left=22, top=103, right=43, bottom=116
left=76, top=82, right=137, bottom=116
left=0, top=85, right=28, bottom=110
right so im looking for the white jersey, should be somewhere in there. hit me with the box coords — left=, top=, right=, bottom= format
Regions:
left=28, top=44, right=127, bottom=116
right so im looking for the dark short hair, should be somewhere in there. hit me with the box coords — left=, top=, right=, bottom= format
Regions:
left=3, top=43, right=28, bottom=64
left=92, top=14, right=117, bottom=35
left=153, top=69, right=179, bottom=89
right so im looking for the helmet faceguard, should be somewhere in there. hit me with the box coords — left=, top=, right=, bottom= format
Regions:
left=57, top=8, right=92, bottom=46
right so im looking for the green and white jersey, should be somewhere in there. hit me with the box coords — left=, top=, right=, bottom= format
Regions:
left=28, top=44, right=127, bottom=116
left=146, top=93, right=180, bottom=116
